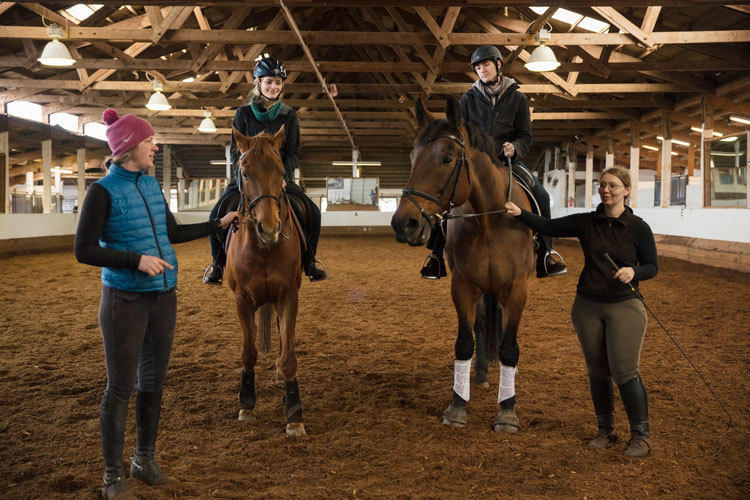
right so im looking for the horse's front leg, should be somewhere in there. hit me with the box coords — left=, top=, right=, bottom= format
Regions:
left=235, top=291, right=258, bottom=422
left=275, top=291, right=305, bottom=436
left=442, top=277, right=482, bottom=427
left=492, top=277, right=528, bottom=433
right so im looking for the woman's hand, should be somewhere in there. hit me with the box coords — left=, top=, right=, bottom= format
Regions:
left=138, top=255, right=174, bottom=277
left=613, top=266, right=635, bottom=284
left=504, top=201, right=521, bottom=216
left=502, top=142, right=515, bottom=158
left=219, top=211, right=239, bottom=229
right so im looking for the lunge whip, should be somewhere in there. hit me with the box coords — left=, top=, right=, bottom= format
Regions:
left=603, top=252, right=732, bottom=455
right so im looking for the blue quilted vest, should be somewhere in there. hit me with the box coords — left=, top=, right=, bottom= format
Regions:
left=96, top=163, right=178, bottom=292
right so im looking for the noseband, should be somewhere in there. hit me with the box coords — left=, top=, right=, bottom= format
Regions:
left=401, top=134, right=469, bottom=228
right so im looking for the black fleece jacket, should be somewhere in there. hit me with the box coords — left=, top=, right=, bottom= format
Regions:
left=228, top=102, right=300, bottom=185
left=459, top=81, right=532, bottom=163
left=516, top=204, right=659, bottom=302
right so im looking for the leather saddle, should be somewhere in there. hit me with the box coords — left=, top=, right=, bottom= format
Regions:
left=500, top=161, right=541, bottom=215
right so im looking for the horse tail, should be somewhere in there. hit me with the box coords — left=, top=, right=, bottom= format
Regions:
left=475, top=293, right=501, bottom=364
left=257, top=303, right=273, bottom=354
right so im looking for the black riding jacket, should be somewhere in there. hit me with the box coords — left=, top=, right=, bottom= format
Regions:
left=516, top=204, right=659, bottom=302
left=228, top=102, right=300, bottom=185
left=459, top=80, right=532, bottom=164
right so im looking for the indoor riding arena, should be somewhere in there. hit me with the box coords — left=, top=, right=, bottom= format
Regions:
left=1, top=2, right=749, bottom=500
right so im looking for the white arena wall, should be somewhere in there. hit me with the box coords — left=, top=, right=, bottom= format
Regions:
left=2, top=207, right=748, bottom=272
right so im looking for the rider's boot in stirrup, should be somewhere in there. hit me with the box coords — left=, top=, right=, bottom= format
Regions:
left=420, top=253, right=447, bottom=279
left=307, top=260, right=328, bottom=282
left=202, top=264, right=223, bottom=285
left=537, top=249, right=567, bottom=278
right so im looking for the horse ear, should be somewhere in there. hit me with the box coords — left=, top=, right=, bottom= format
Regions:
left=272, top=124, right=285, bottom=150
left=446, top=94, right=461, bottom=129
left=415, top=97, right=434, bottom=128
left=233, top=126, right=250, bottom=151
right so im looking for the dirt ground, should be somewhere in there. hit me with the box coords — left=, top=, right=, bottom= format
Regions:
left=1, top=236, right=748, bottom=499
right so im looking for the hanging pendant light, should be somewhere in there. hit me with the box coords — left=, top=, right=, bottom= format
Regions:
left=525, top=28, right=560, bottom=72
left=38, top=24, right=75, bottom=67
left=146, top=80, right=171, bottom=111
left=198, top=110, right=217, bottom=133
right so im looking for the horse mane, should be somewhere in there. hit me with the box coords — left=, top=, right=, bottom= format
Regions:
left=415, top=119, right=497, bottom=161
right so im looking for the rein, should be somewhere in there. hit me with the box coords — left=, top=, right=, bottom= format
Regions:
left=402, top=133, right=515, bottom=228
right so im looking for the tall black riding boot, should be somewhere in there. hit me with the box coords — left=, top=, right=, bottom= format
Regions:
left=618, top=375, right=651, bottom=458
left=100, top=390, right=135, bottom=500
left=130, top=390, right=177, bottom=486
left=421, top=229, right=447, bottom=279
left=587, top=376, right=620, bottom=449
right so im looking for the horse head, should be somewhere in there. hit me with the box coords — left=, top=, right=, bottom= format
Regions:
left=391, top=95, right=471, bottom=246
left=233, top=125, right=287, bottom=247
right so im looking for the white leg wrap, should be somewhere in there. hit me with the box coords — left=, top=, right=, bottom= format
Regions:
left=453, top=359, right=471, bottom=402
left=498, top=363, right=516, bottom=404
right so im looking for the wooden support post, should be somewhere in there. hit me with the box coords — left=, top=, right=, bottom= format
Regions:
left=42, top=138, right=52, bottom=214
left=567, top=143, right=576, bottom=208
left=554, top=146, right=561, bottom=171
left=177, top=167, right=185, bottom=212
left=544, top=148, right=551, bottom=175
left=688, top=143, right=695, bottom=178
left=605, top=132, right=615, bottom=169
left=225, top=144, right=231, bottom=180
left=629, top=119, right=640, bottom=208
left=162, top=144, right=171, bottom=205
left=701, top=94, right=714, bottom=208
left=77, top=147, right=86, bottom=212
left=585, top=143, right=593, bottom=208
left=0, top=121, right=8, bottom=214
left=660, top=111, right=672, bottom=208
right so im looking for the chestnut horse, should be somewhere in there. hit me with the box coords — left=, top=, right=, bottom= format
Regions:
left=225, top=126, right=306, bottom=436
left=391, top=95, right=534, bottom=432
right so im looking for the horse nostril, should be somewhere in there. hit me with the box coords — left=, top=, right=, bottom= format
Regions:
left=404, top=218, right=419, bottom=232
left=256, top=221, right=264, bottom=234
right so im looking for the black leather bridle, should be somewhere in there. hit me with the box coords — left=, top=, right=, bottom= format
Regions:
left=401, top=134, right=469, bottom=228
left=402, top=133, right=514, bottom=231
left=236, top=149, right=291, bottom=239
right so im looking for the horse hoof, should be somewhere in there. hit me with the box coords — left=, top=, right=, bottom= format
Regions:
left=285, top=423, right=306, bottom=436
left=238, top=409, right=256, bottom=422
left=274, top=371, right=285, bottom=385
left=442, top=404, right=467, bottom=427
left=492, top=409, right=519, bottom=433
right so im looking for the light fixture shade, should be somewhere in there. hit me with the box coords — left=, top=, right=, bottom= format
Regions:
left=146, top=91, right=171, bottom=111
left=729, top=115, right=750, bottom=125
left=198, top=117, right=217, bottom=133
left=524, top=45, right=560, bottom=72
left=38, top=39, right=75, bottom=66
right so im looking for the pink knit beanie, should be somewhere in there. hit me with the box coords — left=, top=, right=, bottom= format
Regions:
left=102, top=109, right=154, bottom=157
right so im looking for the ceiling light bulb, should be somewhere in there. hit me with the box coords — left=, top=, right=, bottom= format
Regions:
left=38, top=24, right=75, bottom=66
left=525, top=29, right=560, bottom=72
left=198, top=110, right=217, bottom=133
left=146, top=80, right=171, bottom=111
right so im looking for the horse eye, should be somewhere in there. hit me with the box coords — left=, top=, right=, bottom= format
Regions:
left=442, top=155, right=453, bottom=164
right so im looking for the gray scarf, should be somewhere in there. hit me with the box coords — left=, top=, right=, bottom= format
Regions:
left=474, top=76, right=515, bottom=106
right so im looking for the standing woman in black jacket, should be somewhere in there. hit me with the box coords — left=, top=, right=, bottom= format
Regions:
left=421, top=45, right=566, bottom=280
left=203, top=57, right=327, bottom=285
left=505, top=166, right=658, bottom=458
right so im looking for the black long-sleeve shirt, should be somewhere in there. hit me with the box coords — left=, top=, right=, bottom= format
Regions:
left=516, top=204, right=658, bottom=302
left=228, top=102, right=300, bottom=184
left=74, top=183, right=219, bottom=270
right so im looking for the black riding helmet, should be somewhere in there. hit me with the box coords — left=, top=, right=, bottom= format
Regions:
left=470, top=45, right=503, bottom=74
left=253, top=57, right=287, bottom=81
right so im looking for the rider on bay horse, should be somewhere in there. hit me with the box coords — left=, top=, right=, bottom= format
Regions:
left=420, top=45, right=567, bottom=280
left=203, top=57, right=327, bottom=285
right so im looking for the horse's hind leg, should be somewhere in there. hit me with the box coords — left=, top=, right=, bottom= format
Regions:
left=275, top=292, right=305, bottom=436
left=235, top=292, right=257, bottom=422
left=493, top=278, right=528, bottom=433
left=443, top=278, right=482, bottom=427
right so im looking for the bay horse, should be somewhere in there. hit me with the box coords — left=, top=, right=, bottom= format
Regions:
left=391, top=95, right=534, bottom=432
left=225, top=126, right=306, bottom=436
